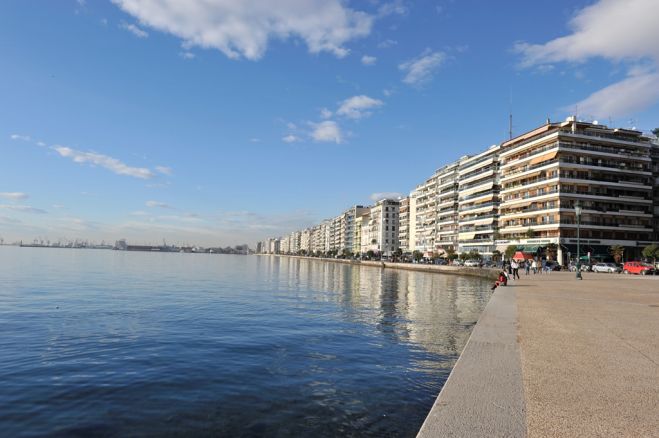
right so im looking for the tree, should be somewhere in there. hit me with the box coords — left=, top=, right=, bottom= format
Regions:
left=525, top=227, right=535, bottom=239
left=491, top=250, right=502, bottom=262
left=342, top=248, right=353, bottom=258
left=445, top=247, right=458, bottom=261
left=366, top=250, right=375, bottom=259
left=412, top=250, right=423, bottom=262
left=642, top=244, right=659, bottom=266
left=545, top=243, right=558, bottom=261
left=609, top=245, right=625, bottom=264
left=505, top=245, right=517, bottom=261
left=652, top=127, right=659, bottom=137
left=468, top=250, right=481, bottom=260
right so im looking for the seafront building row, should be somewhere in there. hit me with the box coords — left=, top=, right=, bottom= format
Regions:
left=258, top=117, right=659, bottom=264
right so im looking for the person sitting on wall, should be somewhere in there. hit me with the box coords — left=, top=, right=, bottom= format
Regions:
left=491, top=271, right=508, bottom=291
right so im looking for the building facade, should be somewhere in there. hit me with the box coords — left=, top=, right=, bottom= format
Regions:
left=457, top=145, right=500, bottom=257
left=497, top=118, right=656, bottom=263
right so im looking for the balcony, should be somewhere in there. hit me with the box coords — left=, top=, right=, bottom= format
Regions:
left=459, top=201, right=497, bottom=212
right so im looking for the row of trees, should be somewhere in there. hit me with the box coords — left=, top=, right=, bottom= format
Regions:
left=290, top=243, right=659, bottom=265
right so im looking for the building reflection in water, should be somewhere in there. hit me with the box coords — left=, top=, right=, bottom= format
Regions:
left=258, top=256, right=491, bottom=370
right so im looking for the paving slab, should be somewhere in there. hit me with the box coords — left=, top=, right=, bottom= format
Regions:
left=516, top=272, right=659, bottom=437
left=417, top=286, right=526, bottom=438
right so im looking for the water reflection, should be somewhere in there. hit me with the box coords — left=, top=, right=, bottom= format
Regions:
left=259, top=256, right=489, bottom=366
left=1, top=249, right=491, bottom=438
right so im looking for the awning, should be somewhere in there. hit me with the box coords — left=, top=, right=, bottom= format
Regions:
left=459, top=232, right=476, bottom=240
left=528, top=150, right=558, bottom=165
left=513, top=251, right=534, bottom=260
left=519, top=245, right=540, bottom=252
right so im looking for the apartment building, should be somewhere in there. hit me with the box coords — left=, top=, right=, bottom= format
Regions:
left=300, top=228, right=311, bottom=254
left=497, top=117, right=656, bottom=262
left=356, top=208, right=370, bottom=254
left=414, top=174, right=438, bottom=255
left=457, top=145, right=500, bottom=257
left=651, top=136, right=659, bottom=240
left=366, top=198, right=400, bottom=256
left=435, top=161, right=460, bottom=254
left=398, top=197, right=410, bottom=252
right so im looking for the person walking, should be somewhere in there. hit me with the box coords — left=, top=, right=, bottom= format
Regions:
left=541, top=259, right=547, bottom=274
left=511, top=259, right=520, bottom=279
left=525, top=260, right=531, bottom=275
left=531, top=259, right=537, bottom=274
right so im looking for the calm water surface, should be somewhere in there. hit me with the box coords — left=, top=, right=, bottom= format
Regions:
left=0, top=247, right=491, bottom=437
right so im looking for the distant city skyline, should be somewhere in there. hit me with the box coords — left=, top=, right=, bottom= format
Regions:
left=2, top=0, right=659, bottom=245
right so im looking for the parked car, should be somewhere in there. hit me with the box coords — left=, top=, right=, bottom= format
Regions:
left=622, top=261, right=656, bottom=275
left=434, top=258, right=448, bottom=265
left=453, top=259, right=464, bottom=266
left=592, top=262, right=621, bottom=273
left=569, top=262, right=591, bottom=272
left=464, top=259, right=481, bottom=267
left=545, top=261, right=562, bottom=271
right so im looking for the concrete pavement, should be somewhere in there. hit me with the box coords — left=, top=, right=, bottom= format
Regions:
left=418, top=271, right=659, bottom=437
left=517, top=272, right=659, bottom=437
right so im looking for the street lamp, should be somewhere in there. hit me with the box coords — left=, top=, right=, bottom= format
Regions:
left=575, top=200, right=582, bottom=280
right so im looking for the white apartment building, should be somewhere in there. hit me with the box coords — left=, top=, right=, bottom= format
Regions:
left=366, top=198, right=400, bottom=256
left=435, top=162, right=460, bottom=254
left=457, top=145, right=500, bottom=257
left=414, top=175, right=438, bottom=255
left=398, top=197, right=410, bottom=252
left=497, top=118, right=657, bottom=262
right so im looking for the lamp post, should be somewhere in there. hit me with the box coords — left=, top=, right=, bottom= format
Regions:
left=575, top=200, right=582, bottom=280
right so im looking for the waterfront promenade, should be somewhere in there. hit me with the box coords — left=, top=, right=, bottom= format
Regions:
left=419, top=272, right=659, bottom=437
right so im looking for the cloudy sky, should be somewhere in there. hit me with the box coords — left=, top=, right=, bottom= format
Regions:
left=2, top=0, right=658, bottom=246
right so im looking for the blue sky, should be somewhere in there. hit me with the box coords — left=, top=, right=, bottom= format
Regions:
left=2, top=0, right=658, bottom=246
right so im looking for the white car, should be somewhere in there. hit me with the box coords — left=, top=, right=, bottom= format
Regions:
left=592, top=262, right=621, bottom=273
left=464, top=259, right=481, bottom=267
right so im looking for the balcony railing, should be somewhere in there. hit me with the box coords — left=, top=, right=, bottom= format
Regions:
left=460, top=165, right=496, bottom=181
left=459, top=201, right=497, bottom=212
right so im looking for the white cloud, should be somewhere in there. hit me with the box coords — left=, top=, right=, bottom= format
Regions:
left=155, top=165, right=173, bottom=175
left=36, top=141, right=46, bottom=147
left=319, top=107, right=333, bottom=119
left=179, top=51, right=195, bottom=59
left=571, top=71, right=659, bottom=118
left=53, top=145, right=156, bottom=179
left=0, top=205, right=47, bottom=214
left=514, top=0, right=659, bottom=117
left=0, top=192, right=29, bottom=201
left=10, top=134, right=31, bottom=142
left=370, top=192, right=402, bottom=202
left=120, top=21, right=149, bottom=38
left=282, top=134, right=301, bottom=143
left=310, top=120, right=342, bottom=143
left=377, top=39, right=397, bottom=49
left=399, top=49, right=446, bottom=85
left=361, top=55, right=377, bottom=66
left=146, top=200, right=173, bottom=209
left=112, top=0, right=373, bottom=60
left=377, top=1, right=408, bottom=17
left=515, top=0, right=659, bottom=68
left=336, top=95, right=384, bottom=119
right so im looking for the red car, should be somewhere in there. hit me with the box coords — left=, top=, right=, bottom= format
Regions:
left=622, top=261, right=656, bottom=275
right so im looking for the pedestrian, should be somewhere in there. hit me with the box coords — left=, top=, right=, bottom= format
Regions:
left=525, top=260, right=531, bottom=275
left=491, top=271, right=508, bottom=291
left=541, top=259, right=547, bottom=274
left=531, top=259, right=537, bottom=274
left=511, top=259, right=520, bottom=279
